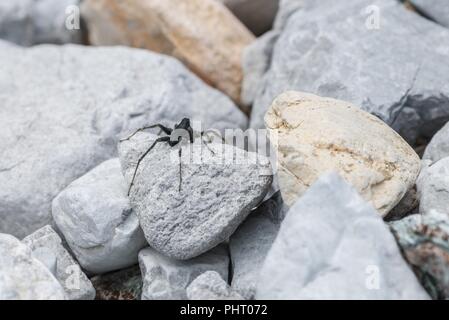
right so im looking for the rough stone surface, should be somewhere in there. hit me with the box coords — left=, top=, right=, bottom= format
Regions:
left=417, top=158, right=449, bottom=218
left=0, top=41, right=246, bottom=238
left=220, top=0, right=279, bottom=36
left=391, top=211, right=449, bottom=299
left=119, top=132, right=272, bottom=260
left=0, top=0, right=84, bottom=46
left=52, top=159, right=147, bottom=275
left=81, top=0, right=255, bottom=110
left=248, top=0, right=449, bottom=146
left=409, top=0, right=449, bottom=28
left=256, top=173, right=429, bottom=300
left=265, top=91, right=421, bottom=216
left=91, top=265, right=142, bottom=300
left=187, top=271, right=244, bottom=300
left=0, top=233, right=66, bottom=300
left=23, top=225, right=95, bottom=300
left=230, top=191, right=284, bottom=299
left=423, top=122, right=449, bottom=164
left=139, top=245, right=229, bottom=300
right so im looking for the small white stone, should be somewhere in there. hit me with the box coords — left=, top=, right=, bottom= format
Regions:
left=187, top=271, right=244, bottom=300
left=139, top=245, right=229, bottom=300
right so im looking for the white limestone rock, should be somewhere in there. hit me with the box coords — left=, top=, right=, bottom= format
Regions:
left=256, top=172, right=429, bottom=300
left=23, top=225, right=95, bottom=300
left=52, top=159, right=147, bottom=275
left=118, top=132, right=272, bottom=260
left=139, top=245, right=229, bottom=300
left=0, top=41, right=247, bottom=238
left=423, top=122, right=449, bottom=164
left=187, top=271, right=244, bottom=300
left=0, top=233, right=66, bottom=300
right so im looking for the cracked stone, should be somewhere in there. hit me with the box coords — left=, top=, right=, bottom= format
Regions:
left=23, top=225, right=95, bottom=300
left=246, top=0, right=449, bottom=146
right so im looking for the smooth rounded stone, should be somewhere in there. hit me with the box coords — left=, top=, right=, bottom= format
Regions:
left=0, top=41, right=247, bottom=239
left=256, top=172, right=430, bottom=300
left=265, top=91, right=421, bottom=217
left=417, top=158, right=449, bottom=217
left=187, top=271, right=244, bottom=300
left=22, top=225, right=95, bottom=300
left=220, top=0, right=279, bottom=36
left=118, top=132, right=273, bottom=260
left=91, top=265, right=142, bottom=300
left=81, top=0, right=255, bottom=111
left=0, top=0, right=83, bottom=46
left=52, top=159, right=147, bottom=274
left=409, top=0, right=449, bottom=28
left=390, top=211, right=449, bottom=299
left=230, top=191, right=284, bottom=299
left=423, top=122, right=449, bottom=164
left=247, top=0, right=449, bottom=146
left=139, top=245, right=229, bottom=300
left=0, top=233, right=66, bottom=300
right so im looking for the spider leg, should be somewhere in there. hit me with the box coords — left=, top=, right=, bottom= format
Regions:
left=120, top=124, right=173, bottom=142
left=127, top=136, right=170, bottom=196
left=178, top=147, right=182, bottom=192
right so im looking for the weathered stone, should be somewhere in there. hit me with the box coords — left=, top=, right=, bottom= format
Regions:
left=409, top=0, right=449, bottom=28
left=0, top=0, right=84, bottom=46
left=118, top=132, right=272, bottom=260
left=230, top=191, right=284, bottom=299
left=0, top=233, right=66, bottom=300
left=220, top=0, right=279, bottom=36
left=417, top=158, right=449, bottom=217
left=91, top=265, right=142, bottom=300
left=256, top=172, right=429, bottom=300
left=139, top=245, right=229, bottom=300
left=0, top=41, right=246, bottom=238
left=391, top=211, right=449, bottom=299
left=248, top=0, right=449, bottom=146
left=423, top=122, right=449, bottom=164
left=23, top=225, right=95, bottom=300
left=81, top=0, right=255, bottom=110
left=52, top=159, right=147, bottom=275
left=265, top=91, right=420, bottom=216
left=187, top=271, right=244, bottom=300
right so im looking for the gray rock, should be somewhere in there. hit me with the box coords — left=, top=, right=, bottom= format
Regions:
left=139, top=245, right=229, bottom=300
left=187, top=271, right=244, bottom=300
left=230, top=191, right=284, bottom=299
left=423, top=122, right=449, bottom=164
left=91, top=265, right=143, bottom=300
left=390, top=211, right=449, bottom=299
left=247, top=0, right=449, bottom=146
left=220, top=0, right=279, bottom=36
left=256, top=172, right=429, bottom=300
left=0, top=41, right=247, bottom=238
left=52, top=159, right=147, bottom=275
left=417, top=158, right=449, bottom=217
left=23, top=225, right=95, bottom=300
left=409, top=0, right=449, bottom=28
left=0, top=0, right=84, bottom=46
left=0, top=233, right=66, bottom=300
left=118, top=132, right=272, bottom=260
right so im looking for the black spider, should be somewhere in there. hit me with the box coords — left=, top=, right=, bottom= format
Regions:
left=120, top=118, right=217, bottom=196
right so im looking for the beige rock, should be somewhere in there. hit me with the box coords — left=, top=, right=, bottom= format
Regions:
left=81, top=0, right=255, bottom=112
left=265, top=91, right=421, bottom=216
